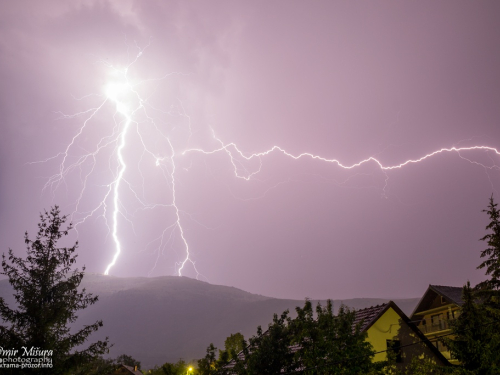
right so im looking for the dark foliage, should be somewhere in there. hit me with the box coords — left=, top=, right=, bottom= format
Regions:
left=445, top=196, right=500, bottom=374
left=71, top=353, right=142, bottom=375
left=0, top=206, right=109, bottom=374
left=292, top=301, right=374, bottom=374
left=71, top=356, right=117, bottom=375
left=198, top=344, right=215, bottom=375
left=226, top=300, right=375, bottom=375
left=476, top=195, right=500, bottom=293
left=222, top=333, right=245, bottom=361
left=116, top=353, right=141, bottom=369
left=242, top=310, right=296, bottom=375
left=445, top=282, right=495, bottom=372
left=148, top=358, right=196, bottom=375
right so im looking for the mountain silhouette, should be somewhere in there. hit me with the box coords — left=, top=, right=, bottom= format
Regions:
left=0, top=274, right=419, bottom=369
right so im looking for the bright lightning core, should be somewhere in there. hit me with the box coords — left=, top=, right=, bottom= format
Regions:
left=104, top=78, right=132, bottom=275
left=39, top=49, right=201, bottom=278
left=38, top=48, right=500, bottom=279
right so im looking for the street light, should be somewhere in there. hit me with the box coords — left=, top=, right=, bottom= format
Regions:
left=187, top=366, right=193, bottom=375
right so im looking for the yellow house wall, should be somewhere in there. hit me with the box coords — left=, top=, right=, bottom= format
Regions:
left=366, top=306, right=449, bottom=367
left=366, top=307, right=401, bottom=362
left=416, top=305, right=460, bottom=364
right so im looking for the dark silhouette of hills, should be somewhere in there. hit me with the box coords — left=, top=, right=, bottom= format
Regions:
left=0, top=274, right=419, bottom=369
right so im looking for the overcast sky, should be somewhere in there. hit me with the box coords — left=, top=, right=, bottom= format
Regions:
left=1, top=1, right=500, bottom=300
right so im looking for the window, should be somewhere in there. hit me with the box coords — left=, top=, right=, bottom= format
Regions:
left=431, top=314, right=442, bottom=325
left=387, top=340, right=402, bottom=363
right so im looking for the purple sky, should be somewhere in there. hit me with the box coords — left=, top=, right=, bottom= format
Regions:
left=1, top=1, right=500, bottom=300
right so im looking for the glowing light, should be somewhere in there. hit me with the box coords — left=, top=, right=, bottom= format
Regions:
left=105, top=82, right=128, bottom=101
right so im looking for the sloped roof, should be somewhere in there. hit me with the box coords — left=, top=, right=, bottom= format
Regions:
left=411, top=284, right=463, bottom=318
left=118, top=365, right=143, bottom=375
left=430, top=285, right=464, bottom=306
left=352, top=303, right=388, bottom=332
left=355, top=301, right=449, bottom=364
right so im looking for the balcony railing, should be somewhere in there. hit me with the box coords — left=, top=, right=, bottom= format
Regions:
left=419, top=319, right=453, bottom=334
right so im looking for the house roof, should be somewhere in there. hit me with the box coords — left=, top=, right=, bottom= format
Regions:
left=429, top=285, right=464, bottom=306
left=118, top=365, right=143, bottom=375
left=411, top=284, right=463, bottom=318
left=354, top=301, right=449, bottom=364
left=352, top=303, right=388, bottom=332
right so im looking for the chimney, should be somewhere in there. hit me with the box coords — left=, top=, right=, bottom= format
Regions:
left=134, top=365, right=137, bottom=371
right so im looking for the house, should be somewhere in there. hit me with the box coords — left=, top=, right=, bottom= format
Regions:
left=111, top=364, right=143, bottom=375
left=225, top=300, right=449, bottom=372
left=410, top=284, right=464, bottom=364
left=356, top=301, right=449, bottom=369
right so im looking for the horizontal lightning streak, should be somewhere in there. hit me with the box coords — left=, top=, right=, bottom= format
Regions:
left=184, top=141, right=500, bottom=179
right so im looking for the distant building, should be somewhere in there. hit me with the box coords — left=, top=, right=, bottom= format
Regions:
left=355, top=301, right=449, bottom=369
left=410, top=284, right=463, bottom=364
left=110, top=364, right=143, bottom=375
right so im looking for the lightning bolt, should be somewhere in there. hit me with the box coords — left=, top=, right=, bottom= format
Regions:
left=184, top=141, right=500, bottom=177
left=105, top=93, right=131, bottom=275
left=34, top=46, right=500, bottom=278
left=35, top=43, right=200, bottom=277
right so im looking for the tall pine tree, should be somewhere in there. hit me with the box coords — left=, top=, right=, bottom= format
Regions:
left=476, top=195, right=500, bottom=293
left=0, top=206, right=109, bottom=374
left=446, top=196, right=500, bottom=374
left=445, top=282, right=492, bottom=372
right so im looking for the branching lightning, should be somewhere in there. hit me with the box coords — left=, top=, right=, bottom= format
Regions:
left=35, top=47, right=500, bottom=277
left=184, top=141, right=500, bottom=177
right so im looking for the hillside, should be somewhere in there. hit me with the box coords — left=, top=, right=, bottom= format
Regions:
left=0, top=274, right=420, bottom=369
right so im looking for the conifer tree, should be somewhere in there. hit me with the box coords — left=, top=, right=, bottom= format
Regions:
left=476, top=195, right=500, bottom=293
left=0, top=206, right=109, bottom=374
left=446, top=196, right=500, bottom=374
left=445, top=282, right=491, bottom=372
